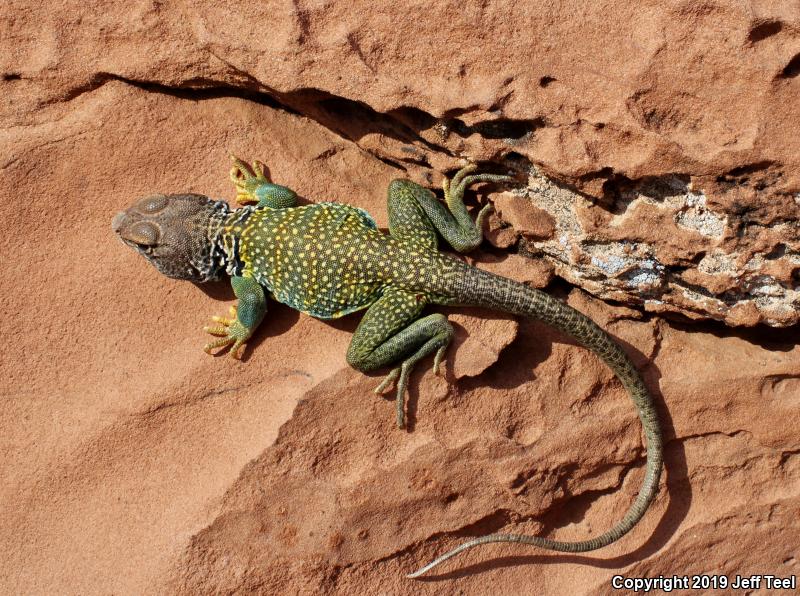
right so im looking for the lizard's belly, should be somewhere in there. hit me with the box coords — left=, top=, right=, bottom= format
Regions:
left=241, top=202, right=386, bottom=319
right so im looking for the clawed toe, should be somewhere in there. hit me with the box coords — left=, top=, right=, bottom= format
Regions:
left=374, top=367, right=400, bottom=394
left=229, top=155, right=271, bottom=205
left=371, top=365, right=412, bottom=428
left=202, top=305, right=251, bottom=359
left=203, top=336, right=235, bottom=353
left=433, top=345, right=447, bottom=376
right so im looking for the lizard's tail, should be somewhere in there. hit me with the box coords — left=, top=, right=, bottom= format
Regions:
left=408, top=264, right=663, bottom=578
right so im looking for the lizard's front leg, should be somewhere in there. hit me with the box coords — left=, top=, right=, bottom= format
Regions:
left=203, top=274, right=266, bottom=359
left=346, top=288, right=453, bottom=429
left=229, top=155, right=298, bottom=209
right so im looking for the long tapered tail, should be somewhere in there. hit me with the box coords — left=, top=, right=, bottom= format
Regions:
left=408, top=264, right=663, bottom=578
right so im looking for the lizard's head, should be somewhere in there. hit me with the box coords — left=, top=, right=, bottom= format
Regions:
left=112, top=193, right=230, bottom=282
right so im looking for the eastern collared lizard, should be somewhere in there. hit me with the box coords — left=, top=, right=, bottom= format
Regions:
left=112, top=156, right=663, bottom=577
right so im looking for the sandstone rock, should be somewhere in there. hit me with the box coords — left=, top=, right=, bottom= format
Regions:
left=474, top=252, right=555, bottom=289
left=447, top=309, right=518, bottom=379
left=484, top=212, right=519, bottom=249
left=2, top=2, right=799, bottom=595
left=493, top=192, right=556, bottom=239
left=169, top=297, right=800, bottom=595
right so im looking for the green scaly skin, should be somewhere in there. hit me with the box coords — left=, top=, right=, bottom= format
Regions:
left=112, top=157, right=662, bottom=578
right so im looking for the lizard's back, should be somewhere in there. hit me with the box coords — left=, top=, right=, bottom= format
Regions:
left=236, top=202, right=452, bottom=319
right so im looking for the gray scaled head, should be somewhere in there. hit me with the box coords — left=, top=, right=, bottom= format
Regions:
left=112, top=193, right=229, bottom=282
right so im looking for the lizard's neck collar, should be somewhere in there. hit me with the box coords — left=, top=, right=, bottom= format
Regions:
left=203, top=200, right=235, bottom=281
left=211, top=205, right=257, bottom=278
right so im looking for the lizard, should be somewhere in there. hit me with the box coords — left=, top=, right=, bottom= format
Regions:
left=112, top=156, right=663, bottom=578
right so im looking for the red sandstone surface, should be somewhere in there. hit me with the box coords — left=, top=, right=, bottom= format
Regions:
left=1, top=2, right=798, bottom=594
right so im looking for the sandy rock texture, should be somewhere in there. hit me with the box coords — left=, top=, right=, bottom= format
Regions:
left=1, top=1, right=798, bottom=594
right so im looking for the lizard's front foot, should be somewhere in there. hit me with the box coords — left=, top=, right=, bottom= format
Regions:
left=229, top=154, right=298, bottom=209
left=229, top=155, right=271, bottom=205
left=203, top=305, right=253, bottom=359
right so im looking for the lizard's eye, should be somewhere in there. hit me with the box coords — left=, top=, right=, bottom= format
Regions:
left=137, top=194, right=168, bottom=213
left=124, top=221, right=160, bottom=247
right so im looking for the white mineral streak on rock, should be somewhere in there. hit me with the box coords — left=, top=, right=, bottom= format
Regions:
left=510, top=168, right=798, bottom=326
left=673, top=191, right=726, bottom=237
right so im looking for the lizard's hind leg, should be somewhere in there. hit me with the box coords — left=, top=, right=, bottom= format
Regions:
left=346, top=288, right=453, bottom=429
left=386, top=166, right=512, bottom=252
left=443, top=164, right=512, bottom=247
